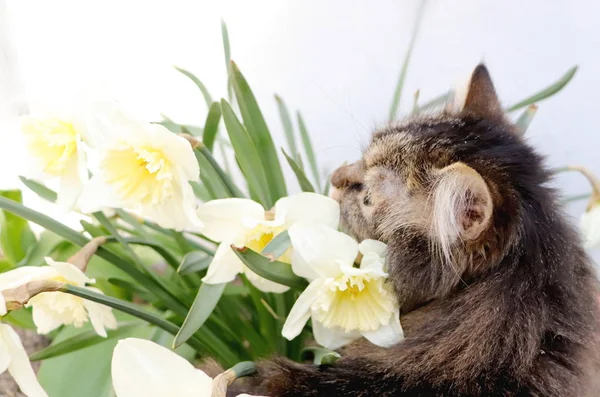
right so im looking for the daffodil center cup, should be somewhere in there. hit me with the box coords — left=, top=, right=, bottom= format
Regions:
left=22, top=118, right=79, bottom=175
left=243, top=223, right=291, bottom=263
left=101, top=144, right=175, bottom=205
left=314, top=273, right=396, bottom=333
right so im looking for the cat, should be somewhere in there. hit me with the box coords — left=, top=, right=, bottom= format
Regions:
left=250, top=64, right=600, bottom=396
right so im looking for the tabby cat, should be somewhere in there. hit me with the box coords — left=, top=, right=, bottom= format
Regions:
left=250, top=64, right=600, bottom=396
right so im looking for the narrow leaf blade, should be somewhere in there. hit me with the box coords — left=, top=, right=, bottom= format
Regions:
left=202, top=102, right=222, bottom=152
left=282, top=149, right=315, bottom=193
left=275, top=95, right=299, bottom=162
left=178, top=251, right=211, bottom=275
left=174, top=66, right=213, bottom=108
left=297, top=112, right=321, bottom=192
left=514, top=104, right=538, bottom=136
left=506, top=66, right=578, bottom=112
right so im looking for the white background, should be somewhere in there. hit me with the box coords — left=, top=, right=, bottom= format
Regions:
left=1, top=0, right=599, bottom=239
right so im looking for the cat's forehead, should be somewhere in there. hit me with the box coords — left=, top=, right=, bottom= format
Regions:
left=364, top=116, right=461, bottom=169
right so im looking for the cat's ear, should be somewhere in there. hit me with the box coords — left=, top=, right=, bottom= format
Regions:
left=431, top=162, right=493, bottom=250
left=447, top=64, right=503, bottom=119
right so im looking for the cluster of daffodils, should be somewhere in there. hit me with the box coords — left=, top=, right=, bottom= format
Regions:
left=0, top=256, right=117, bottom=396
left=21, top=104, right=202, bottom=231
left=197, top=193, right=404, bottom=350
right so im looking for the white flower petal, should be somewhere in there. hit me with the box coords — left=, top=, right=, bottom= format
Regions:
left=312, top=320, right=361, bottom=350
left=361, top=310, right=404, bottom=348
left=197, top=199, right=265, bottom=242
left=83, top=287, right=117, bottom=337
left=275, top=193, right=340, bottom=229
left=78, top=176, right=123, bottom=214
left=56, top=154, right=84, bottom=212
left=282, top=279, right=324, bottom=341
left=112, top=338, right=212, bottom=397
left=202, top=243, right=244, bottom=285
left=581, top=206, right=600, bottom=249
left=244, top=267, right=290, bottom=293
left=358, top=239, right=387, bottom=259
left=289, top=224, right=358, bottom=279
left=0, top=267, right=58, bottom=315
left=0, top=324, right=49, bottom=397
left=45, top=257, right=93, bottom=286
left=29, top=297, right=67, bottom=334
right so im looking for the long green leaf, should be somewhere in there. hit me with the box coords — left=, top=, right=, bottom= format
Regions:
left=282, top=149, right=315, bottom=193
left=0, top=197, right=188, bottom=316
left=221, top=19, right=233, bottom=101
left=0, top=190, right=36, bottom=264
left=30, top=321, right=143, bottom=361
left=514, top=104, right=538, bottom=136
left=197, top=145, right=244, bottom=198
left=174, top=66, right=213, bottom=108
left=230, top=60, right=287, bottom=205
left=261, top=230, right=291, bottom=261
left=506, top=66, right=578, bottom=112
left=416, top=92, right=450, bottom=113
left=202, top=101, right=222, bottom=152
left=173, top=282, right=226, bottom=348
left=19, top=176, right=57, bottom=202
left=232, top=246, right=308, bottom=290
left=297, top=112, right=321, bottom=192
left=221, top=99, right=270, bottom=205
left=388, top=0, right=428, bottom=121
left=178, top=251, right=211, bottom=275
left=275, top=95, right=299, bottom=163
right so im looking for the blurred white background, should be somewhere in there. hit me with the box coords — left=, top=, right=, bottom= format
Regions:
left=1, top=0, right=599, bottom=237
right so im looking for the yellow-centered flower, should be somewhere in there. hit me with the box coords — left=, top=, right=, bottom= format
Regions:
left=283, top=224, right=403, bottom=349
left=80, top=106, right=201, bottom=230
left=0, top=258, right=117, bottom=337
left=197, top=193, right=339, bottom=293
left=21, top=115, right=88, bottom=211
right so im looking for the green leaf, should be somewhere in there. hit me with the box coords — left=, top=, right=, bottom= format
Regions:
left=275, top=95, right=299, bottom=163
left=230, top=60, right=287, bottom=205
left=388, top=0, right=428, bottom=121
left=221, top=99, right=270, bottom=205
left=282, top=149, right=315, bottom=193
left=261, top=230, right=291, bottom=261
left=173, top=282, right=226, bottom=348
left=416, top=92, right=450, bottom=113
left=17, top=230, right=64, bottom=267
left=197, top=145, right=245, bottom=198
left=411, top=89, right=420, bottom=114
left=203, top=101, right=222, bottom=152
left=0, top=190, right=36, bottom=264
left=19, top=176, right=57, bottom=202
left=302, top=346, right=341, bottom=365
left=2, top=308, right=36, bottom=329
left=174, top=66, right=213, bottom=108
left=506, top=66, right=578, bottom=112
left=297, top=112, right=321, bottom=192
left=178, top=251, right=211, bottom=275
left=30, top=321, right=144, bottom=361
left=221, top=19, right=233, bottom=101
left=232, top=246, right=308, bottom=290
left=514, top=104, right=538, bottom=136
left=0, top=197, right=189, bottom=317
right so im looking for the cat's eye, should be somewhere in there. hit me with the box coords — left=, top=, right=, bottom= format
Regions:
left=348, top=183, right=364, bottom=192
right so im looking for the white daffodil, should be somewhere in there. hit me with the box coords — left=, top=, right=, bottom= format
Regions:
left=283, top=224, right=403, bottom=350
left=111, top=338, right=263, bottom=397
left=21, top=113, right=88, bottom=211
left=0, top=323, right=49, bottom=397
left=581, top=204, right=600, bottom=248
left=197, top=193, right=340, bottom=293
left=0, top=258, right=117, bottom=336
left=80, top=105, right=202, bottom=231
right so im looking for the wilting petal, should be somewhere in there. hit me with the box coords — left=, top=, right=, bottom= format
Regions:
left=289, top=224, right=358, bottom=279
left=282, top=279, right=325, bottom=341
left=202, top=242, right=244, bottom=285
left=83, top=287, right=118, bottom=337
left=361, top=310, right=404, bottom=348
left=0, top=267, right=58, bottom=315
left=197, top=199, right=265, bottom=242
left=581, top=206, right=600, bottom=249
left=244, top=267, right=290, bottom=294
left=0, top=324, right=49, bottom=397
left=45, top=257, right=93, bottom=286
left=275, top=193, right=340, bottom=229
left=312, top=320, right=361, bottom=350
left=112, top=338, right=212, bottom=397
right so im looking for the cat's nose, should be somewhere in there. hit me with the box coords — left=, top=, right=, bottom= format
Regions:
left=331, top=163, right=362, bottom=189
